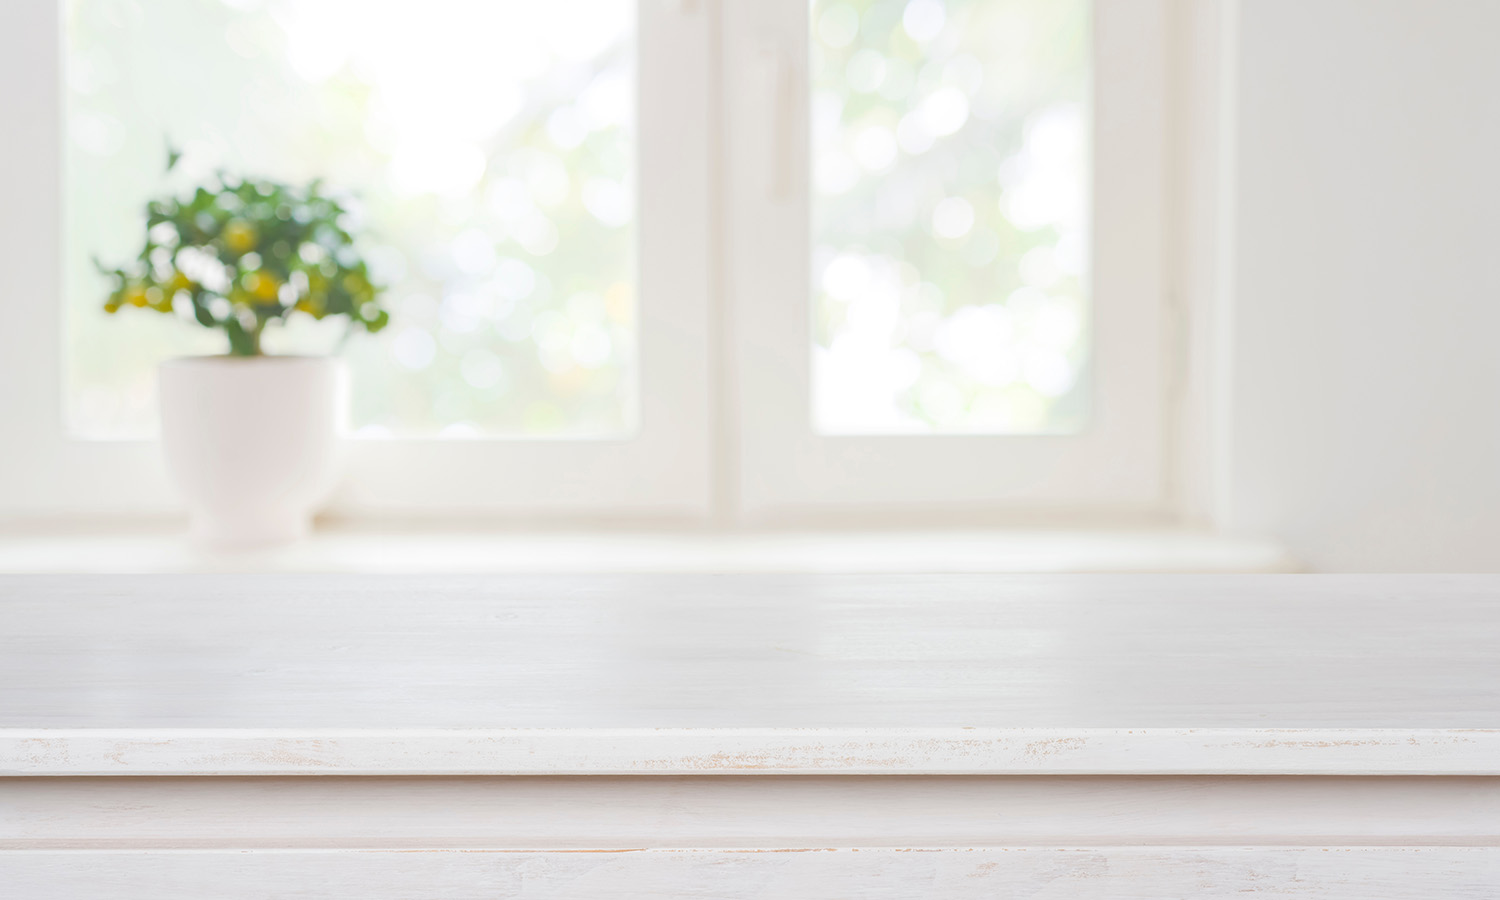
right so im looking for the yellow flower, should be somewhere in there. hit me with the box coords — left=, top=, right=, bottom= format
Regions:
left=295, top=297, right=326, bottom=318
left=245, top=271, right=282, bottom=302
left=166, top=270, right=195, bottom=293
left=223, top=220, right=259, bottom=254
left=124, top=286, right=150, bottom=307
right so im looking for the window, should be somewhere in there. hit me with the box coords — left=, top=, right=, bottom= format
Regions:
left=810, top=0, right=1091, bottom=436
left=0, top=0, right=1175, bottom=524
left=726, top=0, right=1169, bottom=519
left=4, top=0, right=711, bottom=517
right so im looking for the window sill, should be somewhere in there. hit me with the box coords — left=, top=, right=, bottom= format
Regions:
left=0, top=527, right=1297, bottom=574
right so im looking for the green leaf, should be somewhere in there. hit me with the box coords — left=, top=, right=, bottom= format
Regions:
left=190, top=296, right=216, bottom=328
left=223, top=317, right=260, bottom=357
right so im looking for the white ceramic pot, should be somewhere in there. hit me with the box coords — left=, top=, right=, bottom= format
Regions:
left=159, top=356, right=347, bottom=547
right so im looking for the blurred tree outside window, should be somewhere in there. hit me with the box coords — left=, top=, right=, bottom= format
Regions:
left=811, top=0, right=1090, bottom=434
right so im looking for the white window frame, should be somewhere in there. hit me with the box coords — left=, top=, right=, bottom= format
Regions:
left=0, top=0, right=1193, bottom=527
left=722, top=0, right=1174, bottom=522
left=0, top=0, right=714, bottom=521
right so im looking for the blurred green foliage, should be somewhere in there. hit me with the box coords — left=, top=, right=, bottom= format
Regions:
left=811, top=0, right=1090, bottom=434
left=100, top=154, right=390, bottom=357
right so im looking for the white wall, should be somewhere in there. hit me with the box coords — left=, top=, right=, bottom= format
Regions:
left=1225, top=0, right=1500, bottom=570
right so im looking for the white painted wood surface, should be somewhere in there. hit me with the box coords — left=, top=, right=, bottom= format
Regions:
left=6, top=727, right=1499, bottom=776
left=7, top=848, right=1499, bottom=899
left=3, top=574, right=1498, bottom=775
left=3, top=575, right=1499, bottom=896
left=7, top=776, right=1500, bottom=849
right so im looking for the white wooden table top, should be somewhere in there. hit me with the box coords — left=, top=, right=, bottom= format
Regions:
left=3, top=574, right=1497, bottom=775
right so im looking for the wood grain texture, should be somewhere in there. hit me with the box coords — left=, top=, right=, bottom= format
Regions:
left=5, top=776, right=1499, bottom=849
left=3, top=574, right=1498, bottom=774
left=5, top=727, right=1500, bottom=776
left=4, top=848, right=1498, bottom=899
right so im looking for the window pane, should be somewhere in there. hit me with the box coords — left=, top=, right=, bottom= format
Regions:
left=811, top=0, right=1089, bottom=434
left=66, top=0, right=636, bottom=438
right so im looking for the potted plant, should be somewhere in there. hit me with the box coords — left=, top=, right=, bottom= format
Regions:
left=100, top=159, right=390, bottom=546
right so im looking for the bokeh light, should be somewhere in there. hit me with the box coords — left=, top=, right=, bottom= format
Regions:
left=812, top=0, right=1090, bottom=434
left=65, top=0, right=636, bottom=438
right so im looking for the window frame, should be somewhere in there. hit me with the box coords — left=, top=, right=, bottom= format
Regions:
left=0, top=0, right=715, bottom=520
left=0, top=0, right=1197, bottom=527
